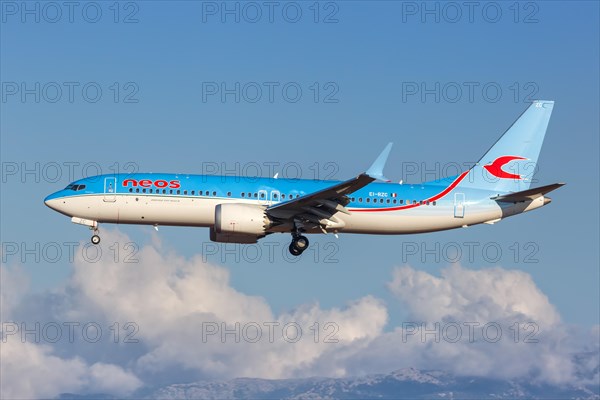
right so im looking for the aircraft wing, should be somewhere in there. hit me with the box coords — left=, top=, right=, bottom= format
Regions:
left=266, top=143, right=393, bottom=228
left=491, top=182, right=565, bottom=202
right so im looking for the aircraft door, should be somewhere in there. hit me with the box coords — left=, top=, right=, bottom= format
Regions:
left=104, top=177, right=117, bottom=202
left=257, top=190, right=269, bottom=206
left=270, top=190, right=281, bottom=205
left=454, top=193, right=465, bottom=218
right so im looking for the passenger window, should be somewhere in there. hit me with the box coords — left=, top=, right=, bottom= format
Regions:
left=254, top=193, right=258, bottom=198
left=273, top=193, right=278, bottom=199
left=205, top=191, right=210, bottom=196
left=358, top=198, right=362, bottom=202
left=433, top=201, right=437, bottom=206
left=136, top=188, right=140, bottom=193
left=142, top=189, right=146, bottom=193
left=212, top=191, right=216, bottom=196
left=191, top=190, right=195, bottom=195
left=400, top=200, right=404, bottom=204
left=184, top=190, right=187, bottom=195
left=281, top=194, right=286, bottom=199
left=260, top=192, right=265, bottom=199
left=241, top=192, right=245, bottom=197
left=177, top=190, right=181, bottom=194
left=296, top=194, right=300, bottom=198
left=393, top=199, right=397, bottom=204
left=380, top=199, right=384, bottom=203
left=163, top=189, right=167, bottom=194
left=170, top=190, right=173, bottom=194
left=129, top=188, right=133, bottom=193
left=366, top=198, right=370, bottom=203
left=386, top=199, right=390, bottom=203
left=149, top=189, right=153, bottom=193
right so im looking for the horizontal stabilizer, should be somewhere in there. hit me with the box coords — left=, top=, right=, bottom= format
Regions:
left=491, top=183, right=565, bottom=203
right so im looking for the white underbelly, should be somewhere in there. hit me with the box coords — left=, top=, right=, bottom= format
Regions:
left=63, top=195, right=241, bottom=227
left=337, top=206, right=502, bottom=234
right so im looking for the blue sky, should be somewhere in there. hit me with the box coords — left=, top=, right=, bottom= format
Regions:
left=2, top=0, right=599, bottom=323
left=1, top=2, right=599, bottom=395
left=2, top=0, right=599, bottom=320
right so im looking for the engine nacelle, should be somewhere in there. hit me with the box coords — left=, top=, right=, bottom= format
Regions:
left=214, top=203, right=270, bottom=236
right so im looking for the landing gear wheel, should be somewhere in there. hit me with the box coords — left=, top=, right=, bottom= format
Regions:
left=91, top=234, right=101, bottom=245
left=294, top=235, right=309, bottom=251
left=289, top=243, right=302, bottom=256
left=289, top=235, right=309, bottom=255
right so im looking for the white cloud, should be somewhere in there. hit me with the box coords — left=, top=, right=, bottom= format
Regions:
left=343, top=264, right=579, bottom=384
left=87, top=362, right=144, bottom=395
left=0, top=339, right=141, bottom=400
left=1, top=256, right=143, bottom=399
left=387, top=264, right=561, bottom=327
left=1, top=230, right=388, bottom=397
left=0, top=263, right=29, bottom=321
left=1, top=230, right=596, bottom=397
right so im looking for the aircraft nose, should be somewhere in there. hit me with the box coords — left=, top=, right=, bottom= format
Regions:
left=44, top=192, right=61, bottom=211
left=44, top=195, right=55, bottom=210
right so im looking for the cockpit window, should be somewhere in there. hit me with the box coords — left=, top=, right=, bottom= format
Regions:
left=66, top=184, right=86, bottom=191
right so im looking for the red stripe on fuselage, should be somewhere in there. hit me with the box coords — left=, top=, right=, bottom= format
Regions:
left=349, top=170, right=470, bottom=213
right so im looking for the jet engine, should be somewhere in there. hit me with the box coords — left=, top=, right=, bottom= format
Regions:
left=210, top=203, right=270, bottom=243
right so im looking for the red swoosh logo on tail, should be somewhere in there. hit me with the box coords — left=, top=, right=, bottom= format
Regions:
left=483, top=156, right=527, bottom=179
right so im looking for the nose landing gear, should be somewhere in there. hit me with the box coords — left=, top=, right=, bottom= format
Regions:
left=70, top=217, right=101, bottom=245
left=289, top=234, right=309, bottom=256
left=90, top=226, right=101, bottom=245
left=91, top=233, right=101, bottom=245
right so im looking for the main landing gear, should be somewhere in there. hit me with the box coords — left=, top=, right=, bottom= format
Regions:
left=289, top=233, right=309, bottom=256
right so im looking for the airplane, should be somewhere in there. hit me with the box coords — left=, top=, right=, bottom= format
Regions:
left=45, top=100, right=564, bottom=256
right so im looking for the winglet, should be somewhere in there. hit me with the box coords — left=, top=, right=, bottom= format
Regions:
left=366, top=143, right=393, bottom=182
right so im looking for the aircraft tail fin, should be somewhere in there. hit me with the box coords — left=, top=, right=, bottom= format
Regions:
left=459, top=100, right=555, bottom=193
